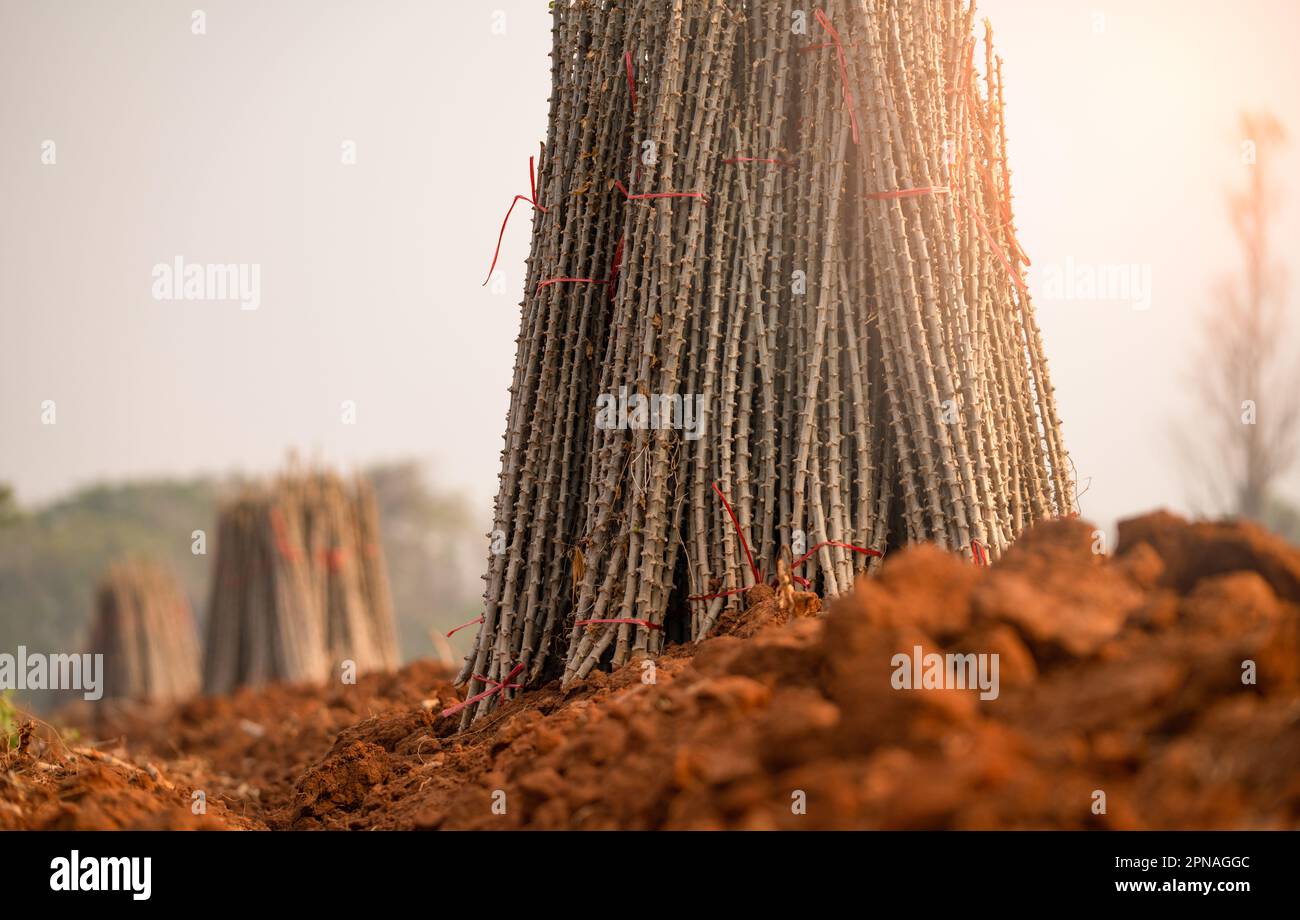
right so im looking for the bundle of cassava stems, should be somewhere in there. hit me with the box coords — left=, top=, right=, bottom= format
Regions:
left=90, top=559, right=201, bottom=704
left=458, top=0, right=1073, bottom=724
left=202, top=467, right=400, bottom=694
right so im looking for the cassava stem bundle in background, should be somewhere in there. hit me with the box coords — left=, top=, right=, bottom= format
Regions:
left=459, top=0, right=1073, bottom=723
left=202, top=467, right=400, bottom=694
left=89, top=559, right=200, bottom=704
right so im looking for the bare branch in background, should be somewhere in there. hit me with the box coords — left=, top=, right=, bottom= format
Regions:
left=1182, top=111, right=1297, bottom=529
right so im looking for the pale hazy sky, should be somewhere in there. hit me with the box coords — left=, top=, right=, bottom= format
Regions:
left=2, top=0, right=1298, bottom=539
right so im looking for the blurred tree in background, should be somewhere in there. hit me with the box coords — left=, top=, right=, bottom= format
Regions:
left=0, top=483, right=20, bottom=525
left=1181, top=112, right=1299, bottom=542
left=0, top=478, right=219, bottom=664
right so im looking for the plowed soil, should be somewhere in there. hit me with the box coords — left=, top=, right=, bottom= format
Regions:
left=5, top=511, right=1298, bottom=830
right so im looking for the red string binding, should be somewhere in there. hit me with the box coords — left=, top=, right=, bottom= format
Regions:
left=624, top=51, right=637, bottom=112
left=483, top=156, right=548, bottom=287
left=791, top=540, right=883, bottom=570
left=687, top=487, right=883, bottom=603
left=440, top=662, right=525, bottom=719
left=713, top=481, right=761, bottom=585
left=538, top=235, right=626, bottom=297
left=269, top=507, right=300, bottom=563
left=613, top=178, right=709, bottom=203
left=685, top=483, right=764, bottom=602
left=446, top=615, right=485, bottom=638
left=960, top=188, right=1029, bottom=295
left=812, top=10, right=860, bottom=145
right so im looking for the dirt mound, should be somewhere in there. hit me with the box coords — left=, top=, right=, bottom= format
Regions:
left=0, top=726, right=258, bottom=830
left=3, top=660, right=455, bottom=829
left=8, top=511, right=1298, bottom=829
left=74, top=660, right=456, bottom=827
left=309, top=512, right=1299, bottom=830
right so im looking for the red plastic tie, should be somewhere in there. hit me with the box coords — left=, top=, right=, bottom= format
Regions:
left=539, top=234, right=627, bottom=297
left=952, top=51, right=1032, bottom=282
left=440, top=662, right=525, bottom=718
left=472, top=671, right=522, bottom=692
left=971, top=540, right=989, bottom=566
left=791, top=540, right=883, bottom=570
left=687, top=486, right=869, bottom=603
left=960, top=189, right=1029, bottom=295
left=446, top=615, right=485, bottom=637
left=613, top=178, right=708, bottom=204
left=483, top=156, right=548, bottom=286
left=713, top=481, right=761, bottom=585
left=813, top=10, right=860, bottom=145
left=624, top=51, right=637, bottom=112
left=269, top=507, right=300, bottom=563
